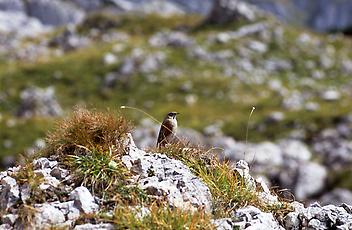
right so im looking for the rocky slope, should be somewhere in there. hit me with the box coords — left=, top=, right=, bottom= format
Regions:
left=0, top=0, right=352, bottom=215
left=1, top=131, right=351, bottom=229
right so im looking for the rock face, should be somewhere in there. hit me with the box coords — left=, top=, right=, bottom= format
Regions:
left=213, top=202, right=352, bottom=229
left=25, top=0, right=85, bottom=26
left=0, top=0, right=24, bottom=11
left=213, top=206, right=285, bottom=230
left=69, top=186, right=99, bottom=214
left=246, top=0, right=352, bottom=32
left=205, top=0, right=260, bottom=25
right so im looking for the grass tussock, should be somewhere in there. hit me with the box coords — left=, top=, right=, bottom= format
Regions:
left=43, top=108, right=134, bottom=200
left=66, top=146, right=129, bottom=196
left=46, top=107, right=132, bottom=156
left=113, top=204, right=215, bottom=230
left=156, top=142, right=292, bottom=218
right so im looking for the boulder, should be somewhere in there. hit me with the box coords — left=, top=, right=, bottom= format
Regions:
left=233, top=206, right=284, bottom=229
left=122, top=134, right=213, bottom=212
left=16, top=86, right=63, bottom=118
left=205, top=0, right=260, bottom=25
left=0, top=11, right=46, bottom=37
left=279, top=139, right=312, bottom=161
left=294, top=162, right=327, bottom=200
left=212, top=218, right=234, bottom=230
left=32, top=203, right=66, bottom=227
left=69, top=186, right=99, bottom=214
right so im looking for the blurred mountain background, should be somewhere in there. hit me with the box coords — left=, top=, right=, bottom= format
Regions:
left=0, top=0, right=352, bottom=206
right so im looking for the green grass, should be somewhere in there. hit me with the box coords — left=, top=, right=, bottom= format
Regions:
left=67, top=147, right=128, bottom=196
left=329, top=168, right=352, bottom=191
left=0, top=116, right=53, bottom=161
left=1, top=13, right=352, bottom=171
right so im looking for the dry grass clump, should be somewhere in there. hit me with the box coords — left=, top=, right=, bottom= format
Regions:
left=45, top=107, right=132, bottom=157
left=156, top=142, right=292, bottom=218
left=152, top=141, right=213, bottom=175
left=42, top=107, right=133, bottom=200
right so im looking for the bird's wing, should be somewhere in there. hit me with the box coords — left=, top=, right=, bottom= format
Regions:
left=157, top=120, right=173, bottom=147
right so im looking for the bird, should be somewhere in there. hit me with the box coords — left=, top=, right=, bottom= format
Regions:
left=156, top=112, right=179, bottom=148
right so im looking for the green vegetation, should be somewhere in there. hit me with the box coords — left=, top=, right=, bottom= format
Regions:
left=329, top=168, right=352, bottom=191
left=1, top=13, right=352, bottom=187
left=43, top=108, right=135, bottom=201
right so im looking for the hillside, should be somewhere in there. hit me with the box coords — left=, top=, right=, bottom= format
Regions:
left=0, top=108, right=351, bottom=229
left=0, top=0, right=352, bottom=210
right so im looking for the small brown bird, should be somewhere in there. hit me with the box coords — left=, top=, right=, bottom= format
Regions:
left=157, top=112, right=179, bottom=147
